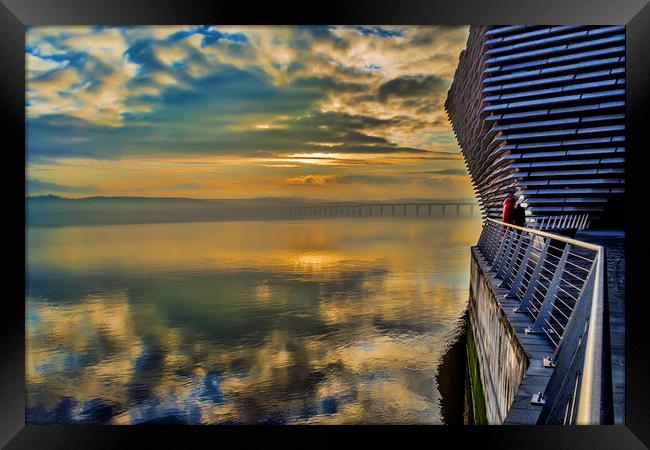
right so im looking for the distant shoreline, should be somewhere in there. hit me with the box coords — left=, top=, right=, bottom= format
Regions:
left=27, top=195, right=479, bottom=228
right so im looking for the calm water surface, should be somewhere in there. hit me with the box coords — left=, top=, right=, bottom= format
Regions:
left=26, top=217, right=481, bottom=424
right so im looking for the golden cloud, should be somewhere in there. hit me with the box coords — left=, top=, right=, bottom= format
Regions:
left=284, top=174, right=341, bottom=186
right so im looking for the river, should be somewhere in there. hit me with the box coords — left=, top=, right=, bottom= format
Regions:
left=26, top=217, right=481, bottom=424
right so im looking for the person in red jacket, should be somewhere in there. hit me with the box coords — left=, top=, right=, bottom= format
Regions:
left=502, top=193, right=515, bottom=224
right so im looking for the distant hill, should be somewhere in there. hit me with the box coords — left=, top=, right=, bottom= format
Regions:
left=26, top=195, right=478, bottom=227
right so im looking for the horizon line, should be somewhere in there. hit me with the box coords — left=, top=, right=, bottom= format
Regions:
left=26, top=194, right=479, bottom=204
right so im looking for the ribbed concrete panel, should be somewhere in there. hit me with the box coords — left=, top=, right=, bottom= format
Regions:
left=445, top=26, right=625, bottom=227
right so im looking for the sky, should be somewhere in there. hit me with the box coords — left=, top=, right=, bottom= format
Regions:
left=26, top=25, right=473, bottom=201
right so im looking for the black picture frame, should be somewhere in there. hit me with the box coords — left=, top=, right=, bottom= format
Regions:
left=2, top=0, right=649, bottom=448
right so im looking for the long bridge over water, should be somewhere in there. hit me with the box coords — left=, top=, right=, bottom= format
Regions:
left=284, top=202, right=476, bottom=218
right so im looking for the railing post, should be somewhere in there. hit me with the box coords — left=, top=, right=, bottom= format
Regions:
left=517, top=237, right=551, bottom=314
left=482, top=222, right=499, bottom=261
left=492, top=227, right=513, bottom=274
left=526, top=243, right=571, bottom=334
left=496, top=227, right=516, bottom=279
left=500, top=229, right=526, bottom=286
left=510, top=233, right=534, bottom=298
left=489, top=224, right=509, bottom=267
left=477, top=224, right=489, bottom=250
left=551, top=255, right=597, bottom=363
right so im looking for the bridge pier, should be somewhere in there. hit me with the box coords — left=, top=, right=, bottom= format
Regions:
left=286, top=202, right=474, bottom=219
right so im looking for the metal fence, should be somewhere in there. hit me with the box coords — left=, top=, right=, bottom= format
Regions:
left=526, top=214, right=591, bottom=231
left=476, top=218, right=610, bottom=424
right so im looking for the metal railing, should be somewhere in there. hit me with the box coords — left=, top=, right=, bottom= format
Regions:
left=526, top=214, right=591, bottom=231
left=476, top=218, right=610, bottom=424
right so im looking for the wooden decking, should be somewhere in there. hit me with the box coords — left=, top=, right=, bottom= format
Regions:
left=576, top=229, right=625, bottom=425
left=472, top=246, right=559, bottom=424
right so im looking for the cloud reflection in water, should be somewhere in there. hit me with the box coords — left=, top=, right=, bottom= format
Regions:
left=26, top=217, right=481, bottom=424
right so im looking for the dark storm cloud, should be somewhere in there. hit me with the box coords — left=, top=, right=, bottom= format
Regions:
left=377, top=75, right=447, bottom=103
left=28, top=102, right=447, bottom=160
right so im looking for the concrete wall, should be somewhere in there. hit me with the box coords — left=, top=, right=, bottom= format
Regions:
left=468, top=247, right=528, bottom=424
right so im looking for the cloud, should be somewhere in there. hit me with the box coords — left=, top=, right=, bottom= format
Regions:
left=377, top=75, right=447, bottom=103
left=284, top=174, right=340, bottom=186
left=337, top=174, right=403, bottom=185
left=355, top=26, right=404, bottom=39
left=412, top=168, right=468, bottom=176
left=25, top=25, right=471, bottom=200
left=26, top=53, right=69, bottom=73
left=27, top=178, right=100, bottom=195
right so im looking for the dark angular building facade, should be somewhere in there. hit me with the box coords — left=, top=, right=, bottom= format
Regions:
left=445, top=25, right=625, bottom=227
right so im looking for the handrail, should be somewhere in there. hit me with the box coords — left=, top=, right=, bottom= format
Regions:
left=576, top=248, right=606, bottom=424
left=486, top=218, right=601, bottom=251
left=478, top=218, right=609, bottom=424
